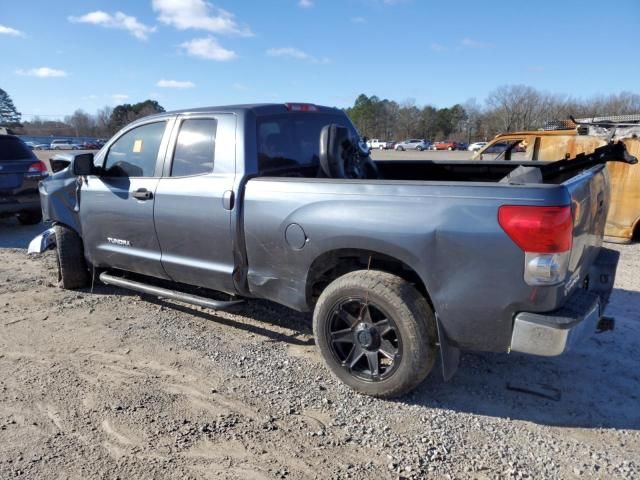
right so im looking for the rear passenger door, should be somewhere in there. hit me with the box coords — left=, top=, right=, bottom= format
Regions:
left=154, top=114, right=237, bottom=294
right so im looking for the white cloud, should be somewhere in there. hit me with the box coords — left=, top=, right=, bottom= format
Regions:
left=351, top=16, right=366, bottom=23
left=157, top=79, right=196, bottom=89
left=16, top=67, right=68, bottom=78
left=267, top=47, right=329, bottom=64
left=180, top=37, right=237, bottom=61
left=69, top=11, right=155, bottom=40
left=298, top=0, right=314, bottom=7
left=460, top=38, right=492, bottom=49
left=430, top=43, right=447, bottom=52
left=267, top=47, right=311, bottom=60
left=112, top=93, right=129, bottom=102
left=0, top=24, right=24, bottom=36
left=152, top=0, right=252, bottom=36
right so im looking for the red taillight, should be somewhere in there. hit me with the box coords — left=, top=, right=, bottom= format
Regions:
left=285, top=103, right=318, bottom=112
left=498, top=205, right=573, bottom=253
left=28, top=161, right=48, bottom=174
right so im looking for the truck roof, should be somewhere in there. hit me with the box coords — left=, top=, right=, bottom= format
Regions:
left=154, top=103, right=343, bottom=118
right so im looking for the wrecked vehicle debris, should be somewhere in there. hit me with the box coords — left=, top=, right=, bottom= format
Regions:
left=28, top=103, right=634, bottom=397
left=475, top=116, right=640, bottom=243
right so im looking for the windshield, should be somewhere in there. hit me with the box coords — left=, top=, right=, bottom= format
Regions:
left=484, top=139, right=526, bottom=160
left=0, top=137, right=34, bottom=161
left=257, top=113, right=358, bottom=172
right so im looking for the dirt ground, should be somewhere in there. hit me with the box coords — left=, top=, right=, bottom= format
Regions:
left=0, top=217, right=639, bottom=479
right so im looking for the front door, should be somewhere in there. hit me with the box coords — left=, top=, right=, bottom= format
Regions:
left=80, top=119, right=174, bottom=279
left=154, top=114, right=237, bottom=294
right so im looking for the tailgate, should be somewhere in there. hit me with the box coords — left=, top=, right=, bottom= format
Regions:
left=563, top=164, right=609, bottom=293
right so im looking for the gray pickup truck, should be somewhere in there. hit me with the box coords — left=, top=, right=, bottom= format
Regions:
left=28, top=103, right=634, bottom=398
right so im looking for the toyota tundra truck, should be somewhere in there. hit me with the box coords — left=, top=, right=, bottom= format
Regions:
left=28, top=103, right=634, bottom=398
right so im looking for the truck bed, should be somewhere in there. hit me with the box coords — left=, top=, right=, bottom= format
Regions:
left=242, top=161, right=610, bottom=353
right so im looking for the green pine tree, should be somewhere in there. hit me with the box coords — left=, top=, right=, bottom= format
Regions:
left=0, top=88, right=22, bottom=126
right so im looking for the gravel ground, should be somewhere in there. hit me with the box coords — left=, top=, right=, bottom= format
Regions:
left=0, top=218, right=639, bottom=479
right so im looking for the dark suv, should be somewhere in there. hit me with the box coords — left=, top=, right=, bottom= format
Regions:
left=0, top=134, right=48, bottom=224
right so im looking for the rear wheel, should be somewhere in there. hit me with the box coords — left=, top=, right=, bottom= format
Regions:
left=55, top=224, right=90, bottom=289
left=17, top=210, right=42, bottom=225
left=313, top=270, right=437, bottom=398
left=417, top=146, right=423, bottom=151
left=447, top=146, right=453, bottom=151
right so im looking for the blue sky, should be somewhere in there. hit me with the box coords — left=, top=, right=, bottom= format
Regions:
left=1, top=0, right=639, bottom=120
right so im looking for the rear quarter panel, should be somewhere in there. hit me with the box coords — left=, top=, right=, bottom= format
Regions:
left=243, top=178, right=573, bottom=352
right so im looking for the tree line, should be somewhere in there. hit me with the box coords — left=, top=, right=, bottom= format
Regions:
left=0, top=88, right=165, bottom=138
left=2, top=85, right=639, bottom=141
left=345, top=86, right=640, bottom=143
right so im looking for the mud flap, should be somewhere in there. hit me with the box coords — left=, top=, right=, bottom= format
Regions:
left=587, top=247, right=619, bottom=308
left=436, top=314, right=460, bottom=381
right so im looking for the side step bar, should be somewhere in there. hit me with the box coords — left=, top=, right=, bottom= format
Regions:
left=99, top=272, right=244, bottom=310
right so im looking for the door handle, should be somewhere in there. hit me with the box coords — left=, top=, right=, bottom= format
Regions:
left=132, top=188, right=153, bottom=200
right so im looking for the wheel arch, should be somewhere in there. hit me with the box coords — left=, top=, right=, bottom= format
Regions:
left=305, top=248, right=433, bottom=310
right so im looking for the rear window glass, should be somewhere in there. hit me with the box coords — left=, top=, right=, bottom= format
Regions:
left=257, top=113, right=357, bottom=172
left=0, top=137, right=33, bottom=161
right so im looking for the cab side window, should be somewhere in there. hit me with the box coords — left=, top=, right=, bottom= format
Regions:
left=171, top=118, right=217, bottom=177
left=103, top=122, right=166, bottom=177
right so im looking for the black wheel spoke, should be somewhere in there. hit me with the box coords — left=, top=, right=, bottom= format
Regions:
left=360, top=304, right=373, bottom=323
left=344, top=345, right=364, bottom=369
left=366, top=351, right=380, bottom=378
left=374, top=318, right=393, bottom=336
left=337, top=309, right=359, bottom=328
left=379, top=339, right=398, bottom=360
left=330, top=327, right=354, bottom=344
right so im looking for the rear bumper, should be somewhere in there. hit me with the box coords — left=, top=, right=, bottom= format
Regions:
left=0, top=197, right=41, bottom=215
left=510, top=248, right=619, bottom=357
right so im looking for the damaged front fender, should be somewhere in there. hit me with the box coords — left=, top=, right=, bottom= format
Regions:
left=27, top=227, right=56, bottom=255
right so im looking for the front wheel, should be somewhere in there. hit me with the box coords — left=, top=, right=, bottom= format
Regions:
left=54, top=224, right=90, bottom=289
left=313, top=270, right=437, bottom=398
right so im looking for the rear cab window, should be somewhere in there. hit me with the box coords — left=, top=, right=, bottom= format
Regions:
left=171, top=118, right=217, bottom=177
left=0, top=136, right=34, bottom=161
left=257, top=113, right=358, bottom=174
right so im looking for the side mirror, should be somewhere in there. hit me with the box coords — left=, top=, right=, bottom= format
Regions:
left=73, top=153, right=95, bottom=176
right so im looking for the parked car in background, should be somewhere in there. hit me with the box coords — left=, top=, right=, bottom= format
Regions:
left=455, top=142, right=468, bottom=151
left=24, top=141, right=37, bottom=150
left=50, top=139, right=81, bottom=150
left=394, top=139, right=430, bottom=151
left=473, top=121, right=640, bottom=243
left=468, top=141, right=488, bottom=152
left=431, top=141, right=457, bottom=151
left=80, top=141, right=102, bottom=150
left=0, top=134, right=48, bottom=224
left=366, top=139, right=393, bottom=150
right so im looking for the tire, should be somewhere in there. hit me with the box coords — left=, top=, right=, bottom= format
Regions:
left=379, top=146, right=384, bottom=150
left=54, top=224, right=89, bottom=289
left=17, top=210, right=42, bottom=225
left=447, top=147, right=453, bottom=151
left=416, top=146, right=423, bottom=151
left=398, top=146, right=404, bottom=151
left=313, top=270, right=437, bottom=398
